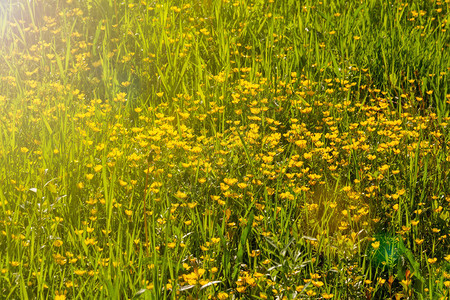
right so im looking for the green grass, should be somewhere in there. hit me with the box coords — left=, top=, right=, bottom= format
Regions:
left=0, top=0, right=450, bottom=299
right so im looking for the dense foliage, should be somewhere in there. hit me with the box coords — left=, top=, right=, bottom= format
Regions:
left=0, top=0, right=449, bottom=299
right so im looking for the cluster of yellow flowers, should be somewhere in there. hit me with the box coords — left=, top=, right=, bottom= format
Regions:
left=1, top=0, right=450, bottom=298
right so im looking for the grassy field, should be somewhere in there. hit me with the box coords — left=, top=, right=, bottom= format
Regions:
left=0, top=0, right=450, bottom=299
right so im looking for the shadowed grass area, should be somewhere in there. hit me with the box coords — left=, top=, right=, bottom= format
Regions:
left=0, top=0, right=449, bottom=299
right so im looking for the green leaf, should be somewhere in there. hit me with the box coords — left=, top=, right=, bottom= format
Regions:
left=398, top=238, right=424, bottom=285
left=232, top=210, right=254, bottom=281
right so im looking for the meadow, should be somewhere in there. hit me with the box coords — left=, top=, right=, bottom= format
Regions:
left=0, top=0, right=449, bottom=299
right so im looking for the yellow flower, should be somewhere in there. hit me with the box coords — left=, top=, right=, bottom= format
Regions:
left=217, top=292, right=229, bottom=299
left=427, top=257, right=437, bottom=264
left=196, top=268, right=205, bottom=277
left=237, top=182, right=248, bottom=189
left=371, top=241, right=380, bottom=250
left=10, top=261, right=20, bottom=267
left=303, top=152, right=313, bottom=159
left=53, top=240, right=63, bottom=247
left=199, top=279, right=209, bottom=285
left=20, top=147, right=29, bottom=153
left=84, top=238, right=97, bottom=246
left=74, top=270, right=86, bottom=276
left=401, top=279, right=411, bottom=286
left=312, top=280, right=324, bottom=287
left=341, top=186, right=352, bottom=192
left=175, top=191, right=187, bottom=199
